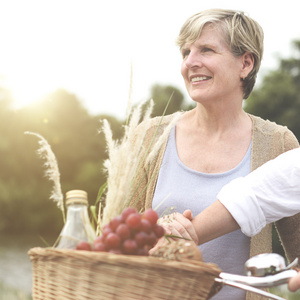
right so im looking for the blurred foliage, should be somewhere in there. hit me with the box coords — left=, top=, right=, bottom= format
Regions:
left=0, top=281, right=31, bottom=300
left=140, top=83, right=195, bottom=118
left=149, top=84, right=188, bottom=116
left=0, top=89, right=124, bottom=235
left=245, top=40, right=300, bottom=141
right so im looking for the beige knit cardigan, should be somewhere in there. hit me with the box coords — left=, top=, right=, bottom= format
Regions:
left=130, top=112, right=300, bottom=300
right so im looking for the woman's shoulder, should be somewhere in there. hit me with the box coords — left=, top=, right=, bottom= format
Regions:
left=148, top=112, right=183, bottom=127
left=249, top=114, right=299, bottom=159
left=249, top=114, right=290, bottom=133
left=139, top=112, right=182, bottom=138
left=250, top=114, right=298, bottom=143
left=132, top=111, right=182, bottom=147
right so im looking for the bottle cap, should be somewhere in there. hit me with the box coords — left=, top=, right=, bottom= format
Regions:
left=65, top=190, right=88, bottom=206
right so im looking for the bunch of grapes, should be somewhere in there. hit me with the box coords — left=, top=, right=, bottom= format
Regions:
left=76, top=208, right=165, bottom=255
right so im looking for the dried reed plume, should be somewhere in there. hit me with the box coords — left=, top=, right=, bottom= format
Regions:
left=25, top=131, right=65, bottom=222
left=100, top=100, right=181, bottom=227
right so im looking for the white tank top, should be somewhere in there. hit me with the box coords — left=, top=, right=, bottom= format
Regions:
left=152, top=126, right=252, bottom=300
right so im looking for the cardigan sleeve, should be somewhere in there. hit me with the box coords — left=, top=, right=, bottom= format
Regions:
left=128, top=113, right=180, bottom=212
left=283, top=129, right=299, bottom=151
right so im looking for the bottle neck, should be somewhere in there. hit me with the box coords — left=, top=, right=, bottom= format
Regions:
left=65, top=204, right=90, bottom=223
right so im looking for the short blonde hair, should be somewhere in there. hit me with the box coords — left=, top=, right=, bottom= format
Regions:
left=176, top=9, right=264, bottom=99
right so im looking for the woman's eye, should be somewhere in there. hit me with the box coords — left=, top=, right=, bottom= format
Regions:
left=202, top=47, right=213, bottom=53
left=182, top=50, right=190, bottom=58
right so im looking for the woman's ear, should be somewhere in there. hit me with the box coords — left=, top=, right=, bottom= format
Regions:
left=241, top=52, right=255, bottom=79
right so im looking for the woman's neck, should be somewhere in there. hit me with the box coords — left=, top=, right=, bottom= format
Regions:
left=184, top=103, right=249, bottom=134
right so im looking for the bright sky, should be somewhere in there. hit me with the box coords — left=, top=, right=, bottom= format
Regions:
left=0, top=0, right=299, bottom=118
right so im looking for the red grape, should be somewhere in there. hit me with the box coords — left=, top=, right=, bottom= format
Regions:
left=142, top=209, right=158, bottom=226
left=94, top=236, right=105, bottom=244
left=139, top=219, right=152, bottom=233
left=126, top=213, right=142, bottom=229
left=121, top=207, right=137, bottom=222
left=147, top=232, right=158, bottom=247
left=134, top=231, right=148, bottom=247
left=153, top=224, right=165, bottom=238
left=116, top=223, right=130, bottom=240
left=76, top=241, right=92, bottom=251
left=109, top=216, right=122, bottom=231
left=94, top=242, right=106, bottom=252
left=102, top=226, right=113, bottom=238
left=122, top=239, right=138, bottom=255
left=105, top=232, right=121, bottom=249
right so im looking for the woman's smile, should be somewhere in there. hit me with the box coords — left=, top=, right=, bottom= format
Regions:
left=190, top=75, right=212, bottom=83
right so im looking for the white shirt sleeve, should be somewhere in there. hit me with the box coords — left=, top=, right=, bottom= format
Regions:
left=217, top=148, right=300, bottom=237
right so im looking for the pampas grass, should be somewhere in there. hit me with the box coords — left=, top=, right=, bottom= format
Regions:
left=25, top=131, right=65, bottom=223
left=100, top=97, right=181, bottom=227
left=100, top=100, right=152, bottom=226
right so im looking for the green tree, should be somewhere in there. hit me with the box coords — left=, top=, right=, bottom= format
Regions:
left=0, top=88, right=124, bottom=235
left=149, top=84, right=185, bottom=117
left=143, top=83, right=194, bottom=117
left=245, top=40, right=300, bottom=140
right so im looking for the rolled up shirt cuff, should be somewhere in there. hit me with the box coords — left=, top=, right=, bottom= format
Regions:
left=217, top=177, right=267, bottom=237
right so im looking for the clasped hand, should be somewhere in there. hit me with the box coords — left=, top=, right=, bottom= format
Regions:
left=149, top=209, right=198, bottom=254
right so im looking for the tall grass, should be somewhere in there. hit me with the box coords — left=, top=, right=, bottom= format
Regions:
left=25, top=131, right=65, bottom=223
left=0, top=281, right=31, bottom=300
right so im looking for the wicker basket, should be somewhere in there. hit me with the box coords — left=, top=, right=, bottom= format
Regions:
left=28, top=247, right=222, bottom=300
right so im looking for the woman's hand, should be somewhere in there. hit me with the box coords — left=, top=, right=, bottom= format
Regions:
left=149, top=209, right=198, bottom=255
left=161, top=210, right=198, bottom=243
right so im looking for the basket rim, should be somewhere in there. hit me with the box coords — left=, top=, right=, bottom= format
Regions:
left=28, top=247, right=221, bottom=276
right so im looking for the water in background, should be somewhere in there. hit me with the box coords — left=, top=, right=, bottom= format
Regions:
left=0, top=234, right=56, bottom=298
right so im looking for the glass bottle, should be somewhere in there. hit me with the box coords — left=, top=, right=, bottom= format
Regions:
left=56, top=190, right=96, bottom=249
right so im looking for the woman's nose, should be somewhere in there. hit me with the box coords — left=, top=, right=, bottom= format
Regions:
left=184, top=51, right=202, bottom=69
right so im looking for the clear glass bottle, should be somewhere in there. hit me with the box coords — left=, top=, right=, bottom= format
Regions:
left=56, top=190, right=96, bottom=249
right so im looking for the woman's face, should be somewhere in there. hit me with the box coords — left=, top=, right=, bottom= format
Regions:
left=181, top=25, right=245, bottom=104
